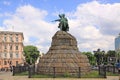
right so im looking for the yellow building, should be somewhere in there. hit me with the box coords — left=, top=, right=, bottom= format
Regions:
left=0, top=31, right=24, bottom=70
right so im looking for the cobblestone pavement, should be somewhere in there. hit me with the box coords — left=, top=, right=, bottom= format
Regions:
left=0, top=72, right=119, bottom=80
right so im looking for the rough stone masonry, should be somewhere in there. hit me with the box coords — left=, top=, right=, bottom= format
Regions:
left=37, top=31, right=91, bottom=75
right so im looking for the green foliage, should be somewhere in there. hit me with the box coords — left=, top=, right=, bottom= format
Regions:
left=106, top=50, right=117, bottom=65
left=14, top=70, right=119, bottom=78
left=82, top=70, right=118, bottom=78
left=107, top=72, right=118, bottom=76
left=32, top=74, right=53, bottom=78
left=107, top=50, right=116, bottom=57
left=24, top=45, right=39, bottom=64
left=93, top=49, right=105, bottom=65
left=63, top=71, right=71, bottom=77
left=14, top=71, right=28, bottom=76
left=82, top=52, right=96, bottom=66
left=82, top=71, right=100, bottom=78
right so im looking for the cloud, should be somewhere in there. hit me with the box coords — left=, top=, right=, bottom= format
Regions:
left=1, top=1, right=120, bottom=53
left=73, top=1, right=120, bottom=35
left=68, top=1, right=120, bottom=52
left=2, top=5, right=58, bottom=53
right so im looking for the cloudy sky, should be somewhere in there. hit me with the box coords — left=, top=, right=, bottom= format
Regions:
left=0, top=0, right=120, bottom=53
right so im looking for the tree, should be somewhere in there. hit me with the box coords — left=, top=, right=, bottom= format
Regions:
left=107, top=50, right=116, bottom=57
left=82, top=52, right=96, bottom=66
left=117, top=50, right=120, bottom=62
left=106, top=50, right=117, bottom=65
left=24, top=45, right=39, bottom=64
left=93, top=49, right=105, bottom=65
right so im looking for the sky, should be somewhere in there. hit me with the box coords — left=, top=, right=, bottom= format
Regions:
left=0, top=0, right=120, bottom=53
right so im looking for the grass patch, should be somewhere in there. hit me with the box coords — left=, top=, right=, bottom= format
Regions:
left=32, top=74, right=53, bottom=78
left=13, top=70, right=119, bottom=78
left=14, top=71, right=28, bottom=76
left=32, top=71, right=101, bottom=78
left=82, top=70, right=102, bottom=78
left=32, top=74, right=78, bottom=78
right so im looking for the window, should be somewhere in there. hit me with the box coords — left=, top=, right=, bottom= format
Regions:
left=16, top=45, right=18, bottom=50
left=16, top=61, right=18, bottom=66
left=4, top=34, right=7, bottom=42
left=10, top=53, right=13, bottom=58
left=0, top=61, right=1, bottom=65
left=10, top=45, right=12, bottom=50
left=4, top=53, right=7, bottom=58
left=9, top=61, right=12, bottom=65
left=16, top=34, right=18, bottom=42
left=16, top=53, right=19, bottom=58
left=10, top=34, right=13, bottom=42
left=16, top=37, right=18, bottom=42
left=4, top=61, right=7, bottom=65
left=4, top=45, right=7, bottom=49
left=16, top=34, right=18, bottom=36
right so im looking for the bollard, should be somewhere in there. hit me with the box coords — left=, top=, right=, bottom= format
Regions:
left=98, top=66, right=100, bottom=75
left=12, top=66, right=15, bottom=76
left=19, top=66, right=21, bottom=73
left=113, top=65, right=115, bottom=74
left=78, top=67, right=81, bottom=78
left=53, top=67, right=56, bottom=78
left=104, top=66, right=106, bottom=78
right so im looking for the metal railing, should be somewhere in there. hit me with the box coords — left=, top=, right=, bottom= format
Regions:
left=12, top=65, right=28, bottom=76
left=99, top=66, right=106, bottom=78
left=28, top=66, right=81, bottom=78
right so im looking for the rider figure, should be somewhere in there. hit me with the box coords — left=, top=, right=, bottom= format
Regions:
left=53, top=14, right=69, bottom=32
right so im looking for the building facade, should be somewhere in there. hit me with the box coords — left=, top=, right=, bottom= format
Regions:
left=115, top=33, right=120, bottom=61
left=115, top=33, right=120, bottom=52
left=0, top=31, right=24, bottom=69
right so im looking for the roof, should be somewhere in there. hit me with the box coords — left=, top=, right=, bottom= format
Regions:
left=0, top=31, right=24, bottom=39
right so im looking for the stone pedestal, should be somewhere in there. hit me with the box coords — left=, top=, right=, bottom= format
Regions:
left=37, top=31, right=91, bottom=75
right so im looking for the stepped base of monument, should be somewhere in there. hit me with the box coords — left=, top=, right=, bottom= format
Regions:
left=37, top=31, right=91, bottom=75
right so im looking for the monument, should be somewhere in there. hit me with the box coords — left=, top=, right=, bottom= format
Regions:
left=37, top=14, right=91, bottom=76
